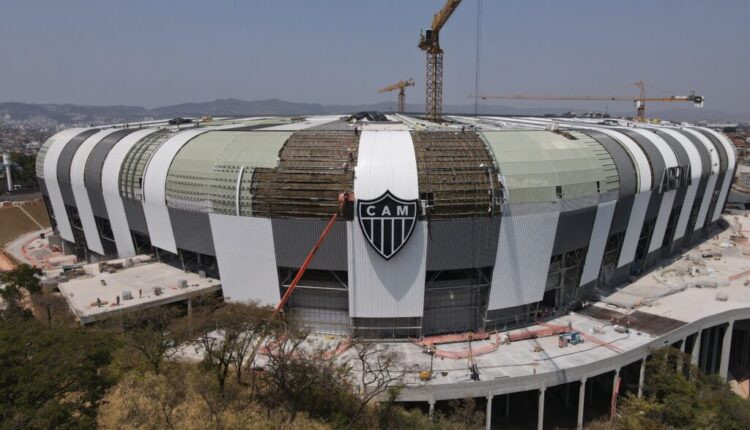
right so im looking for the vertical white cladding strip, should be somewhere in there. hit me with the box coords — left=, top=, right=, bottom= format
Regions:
left=629, top=129, right=679, bottom=254
left=70, top=128, right=122, bottom=256
left=348, top=129, right=427, bottom=318
left=701, top=128, right=736, bottom=222
left=617, top=191, right=652, bottom=268
left=682, top=128, right=720, bottom=231
left=580, top=128, right=652, bottom=268
left=42, top=128, right=91, bottom=242
left=142, top=129, right=208, bottom=254
left=487, top=202, right=560, bottom=310
left=101, top=128, right=161, bottom=257
left=579, top=200, right=617, bottom=286
left=648, top=190, right=676, bottom=252
left=658, top=129, right=702, bottom=241
left=209, top=213, right=280, bottom=305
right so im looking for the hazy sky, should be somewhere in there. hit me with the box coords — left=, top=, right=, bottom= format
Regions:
left=1, top=0, right=748, bottom=114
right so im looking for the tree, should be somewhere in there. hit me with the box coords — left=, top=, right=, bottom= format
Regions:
left=190, top=301, right=275, bottom=393
left=260, top=324, right=357, bottom=424
left=34, top=292, right=73, bottom=328
left=0, top=264, right=42, bottom=315
left=118, top=306, right=186, bottom=374
left=218, top=301, right=275, bottom=385
left=346, top=340, right=407, bottom=425
left=0, top=318, right=119, bottom=429
left=9, top=152, right=38, bottom=188
left=594, top=347, right=750, bottom=430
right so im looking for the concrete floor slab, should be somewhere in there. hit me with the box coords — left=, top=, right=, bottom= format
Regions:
left=55, top=256, right=221, bottom=324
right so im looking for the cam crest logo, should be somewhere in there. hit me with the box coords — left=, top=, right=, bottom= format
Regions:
left=357, top=190, right=418, bottom=260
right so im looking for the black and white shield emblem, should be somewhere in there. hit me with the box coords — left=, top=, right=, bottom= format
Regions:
left=357, top=191, right=418, bottom=260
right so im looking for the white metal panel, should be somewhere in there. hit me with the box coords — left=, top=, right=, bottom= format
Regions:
left=348, top=221, right=427, bottom=318
left=617, top=192, right=651, bottom=268
left=631, top=128, right=678, bottom=168
left=348, top=130, right=426, bottom=318
left=658, top=128, right=702, bottom=241
left=142, top=129, right=208, bottom=254
left=353, top=130, right=418, bottom=200
left=487, top=202, right=560, bottom=310
left=700, top=128, right=736, bottom=222
left=629, top=129, right=679, bottom=254
left=648, top=190, right=676, bottom=253
left=209, top=213, right=280, bottom=305
left=579, top=200, right=617, bottom=285
left=70, top=128, right=121, bottom=256
left=682, top=128, right=720, bottom=231
left=101, top=128, right=161, bottom=257
left=42, top=128, right=91, bottom=242
left=483, top=118, right=652, bottom=194
left=518, top=119, right=652, bottom=194
left=258, top=116, right=341, bottom=131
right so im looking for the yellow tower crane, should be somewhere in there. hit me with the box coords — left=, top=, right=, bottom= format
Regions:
left=475, top=81, right=704, bottom=122
left=419, top=0, right=462, bottom=122
left=378, top=79, right=415, bottom=113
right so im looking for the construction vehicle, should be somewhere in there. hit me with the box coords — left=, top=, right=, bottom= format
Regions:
left=245, top=191, right=354, bottom=366
left=475, top=81, right=704, bottom=122
left=419, top=0, right=462, bottom=122
left=378, top=79, right=415, bottom=113
left=558, top=331, right=584, bottom=348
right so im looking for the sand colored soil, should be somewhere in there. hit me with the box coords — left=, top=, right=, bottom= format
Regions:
left=0, top=201, right=51, bottom=246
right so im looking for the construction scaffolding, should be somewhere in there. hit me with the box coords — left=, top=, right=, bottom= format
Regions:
left=251, top=131, right=359, bottom=219
left=410, top=131, right=501, bottom=219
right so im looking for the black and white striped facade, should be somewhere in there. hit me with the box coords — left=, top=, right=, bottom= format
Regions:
left=35, top=115, right=736, bottom=337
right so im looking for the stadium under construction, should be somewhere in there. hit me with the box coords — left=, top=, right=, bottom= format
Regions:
left=34, top=114, right=750, bottom=428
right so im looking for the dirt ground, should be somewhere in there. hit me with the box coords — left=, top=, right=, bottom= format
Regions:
left=0, top=201, right=50, bottom=246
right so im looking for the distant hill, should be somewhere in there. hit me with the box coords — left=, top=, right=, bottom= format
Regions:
left=1, top=99, right=747, bottom=126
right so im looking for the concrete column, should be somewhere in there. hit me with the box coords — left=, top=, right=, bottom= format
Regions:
left=537, top=387, right=546, bottom=430
left=485, top=395, right=493, bottom=430
left=611, top=368, right=621, bottom=419
left=187, top=297, right=192, bottom=317
left=637, top=357, right=647, bottom=398
left=577, top=378, right=587, bottom=430
left=691, top=329, right=702, bottom=367
left=428, top=399, right=435, bottom=418
left=720, top=320, right=735, bottom=380
left=677, top=337, right=687, bottom=373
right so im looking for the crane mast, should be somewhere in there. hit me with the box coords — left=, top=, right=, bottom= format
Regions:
left=419, top=0, right=462, bottom=122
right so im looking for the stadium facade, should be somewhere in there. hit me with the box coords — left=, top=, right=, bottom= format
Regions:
left=35, top=115, right=736, bottom=337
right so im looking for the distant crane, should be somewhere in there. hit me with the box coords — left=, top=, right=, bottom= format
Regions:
left=474, top=81, right=704, bottom=121
left=378, top=79, right=415, bottom=113
left=419, top=0, right=462, bottom=122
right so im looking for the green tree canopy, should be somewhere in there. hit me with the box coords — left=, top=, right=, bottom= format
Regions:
left=0, top=318, right=119, bottom=429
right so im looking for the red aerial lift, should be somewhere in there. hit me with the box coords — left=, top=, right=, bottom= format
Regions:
left=246, top=191, right=354, bottom=364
